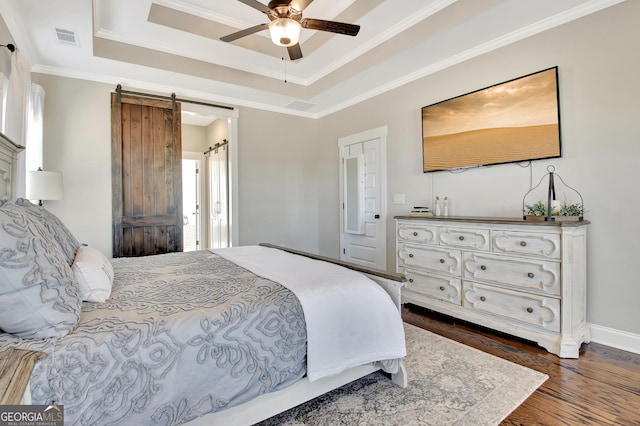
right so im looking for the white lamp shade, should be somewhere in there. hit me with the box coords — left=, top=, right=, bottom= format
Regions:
left=26, top=170, right=63, bottom=201
left=269, top=18, right=301, bottom=47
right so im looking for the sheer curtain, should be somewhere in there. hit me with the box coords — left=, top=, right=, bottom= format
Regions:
left=2, top=49, right=43, bottom=198
left=4, top=50, right=30, bottom=197
left=26, top=83, right=45, bottom=175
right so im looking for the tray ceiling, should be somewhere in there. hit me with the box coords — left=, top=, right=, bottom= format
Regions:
left=0, top=0, right=623, bottom=119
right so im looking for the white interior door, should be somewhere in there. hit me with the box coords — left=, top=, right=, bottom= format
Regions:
left=338, top=126, right=388, bottom=270
left=208, top=144, right=229, bottom=249
left=182, top=155, right=202, bottom=252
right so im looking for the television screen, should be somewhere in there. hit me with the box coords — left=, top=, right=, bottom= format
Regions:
left=421, top=67, right=561, bottom=173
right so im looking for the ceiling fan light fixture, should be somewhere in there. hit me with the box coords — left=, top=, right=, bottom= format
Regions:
left=269, top=18, right=301, bottom=47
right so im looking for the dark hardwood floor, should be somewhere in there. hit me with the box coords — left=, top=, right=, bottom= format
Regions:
left=401, top=304, right=640, bottom=425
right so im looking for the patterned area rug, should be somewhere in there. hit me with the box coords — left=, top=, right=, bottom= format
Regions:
left=257, top=323, right=547, bottom=425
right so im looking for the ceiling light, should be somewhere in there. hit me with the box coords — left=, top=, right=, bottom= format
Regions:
left=268, top=18, right=301, bottom=47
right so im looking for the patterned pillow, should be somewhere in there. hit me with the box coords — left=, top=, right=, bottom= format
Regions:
left=0, top=202, right=81, bottom=338
left=14, top=198, right=80, bottom=265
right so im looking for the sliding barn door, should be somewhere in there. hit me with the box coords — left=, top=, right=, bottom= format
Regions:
left=111, top=92, right=183, bottom=257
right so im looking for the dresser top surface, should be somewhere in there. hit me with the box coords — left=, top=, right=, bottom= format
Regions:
left=395, top=215, right=590, bottom=227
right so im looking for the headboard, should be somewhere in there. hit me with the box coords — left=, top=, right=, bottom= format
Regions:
left=0, top=132, right=24, bottom=200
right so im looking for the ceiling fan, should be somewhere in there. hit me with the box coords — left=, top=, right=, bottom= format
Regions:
left=220, top=0, right=360, bottom=60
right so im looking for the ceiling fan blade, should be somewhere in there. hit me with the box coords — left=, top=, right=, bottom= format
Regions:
left=220, top=23, right=269, bottom=42
left=289, top=0, right=313, bottom=13
left=287, top=43, right=303, bottom=60
left=237, top=0, right=271, bottom=14
left=301, top=18, right=360, bottom=36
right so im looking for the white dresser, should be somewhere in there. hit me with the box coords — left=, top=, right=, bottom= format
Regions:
left=395, top=216, right=590, bottom=357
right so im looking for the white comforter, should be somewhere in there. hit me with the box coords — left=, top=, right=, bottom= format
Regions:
left=212, top=245, right=406, bottom=381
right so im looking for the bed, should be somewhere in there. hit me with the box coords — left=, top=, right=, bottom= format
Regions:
left=0, top=134, right=407, bottom=425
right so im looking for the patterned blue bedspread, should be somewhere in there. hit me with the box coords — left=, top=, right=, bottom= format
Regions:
left=0, top=250, right=307, bottom=425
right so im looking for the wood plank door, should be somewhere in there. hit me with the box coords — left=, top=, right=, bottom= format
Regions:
left=111, top=92, right=183, bottom=257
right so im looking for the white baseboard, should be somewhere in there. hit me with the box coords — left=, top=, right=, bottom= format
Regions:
left=589, top=323, right=640, bottom=355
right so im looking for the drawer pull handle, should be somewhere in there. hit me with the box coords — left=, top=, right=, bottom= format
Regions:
left=409, top=278, right=414, bottom=283
left=439, top=258, right=445, bottom=264
left=409, top=253, right=414, bottom=258
left=527, top=272, right=535, bottom=278
left=413, top=232, right=418, bottom=236
left=520, top=241, right=527, bottom=247
left=439, top=286, right=445, bottom=291
left=480, top=296, right=486, bottom=302
left=480, top=265, right=487, bottom=271
left=526, top=307, right=534, bottom=313
left=459, top=236, right=465, bottom=241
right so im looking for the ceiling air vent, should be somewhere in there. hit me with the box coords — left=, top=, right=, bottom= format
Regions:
left=285, top=101, right=315, bottom=111
left=54, top=28, right=80, bottom=47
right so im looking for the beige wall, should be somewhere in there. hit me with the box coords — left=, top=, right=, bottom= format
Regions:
left=206, top=118, right=228, bottom=147
left=30, top=75, right=113, bottom=255
left=26, top=0, right=640, bottom=338
left=317, top=1, right=640, bottom=335
left=182, top=124, right=207, bottom=153
left=236, top=107, right=319, bottom=251
left=0, top=15, right=13, bottom=77
left=183, top=119, right=229, bottom=154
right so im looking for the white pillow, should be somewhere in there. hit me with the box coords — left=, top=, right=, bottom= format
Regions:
left=72, top=246, right=114, bottom=303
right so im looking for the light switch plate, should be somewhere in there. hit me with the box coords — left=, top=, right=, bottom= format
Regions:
left=393, top=194, right=405, bottom=204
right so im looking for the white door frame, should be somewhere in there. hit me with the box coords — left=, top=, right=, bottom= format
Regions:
left=182, top=152, right=204, bottom=250
left=227, top=115, right=240, bottom=247
left=182, top=103, right=239, bottom=247
left=338, top=126, right=388, bottom=270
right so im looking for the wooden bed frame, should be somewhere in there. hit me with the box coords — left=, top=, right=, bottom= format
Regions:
left=186, top=244, right=408, bottom=425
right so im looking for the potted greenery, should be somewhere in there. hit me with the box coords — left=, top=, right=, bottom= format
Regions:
left=556, top=202, right=584, bottom=218
left=524, top=200, right=584, bottom=221
left=524, top=201, right=547, bottom=220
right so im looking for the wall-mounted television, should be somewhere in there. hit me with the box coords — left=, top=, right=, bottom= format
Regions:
left=421, top=67, right=561, bottom=173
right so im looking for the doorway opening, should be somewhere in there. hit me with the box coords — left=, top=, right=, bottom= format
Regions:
left=182, top=156, right=202, bottom=251
left=181, top=103, right=239, bottom=249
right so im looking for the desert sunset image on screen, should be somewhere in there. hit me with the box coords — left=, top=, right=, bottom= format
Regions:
left=422, top=68, right=560, bottom=172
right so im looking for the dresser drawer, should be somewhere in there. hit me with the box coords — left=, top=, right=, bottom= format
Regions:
left=463, top=282, right=560, bottom=332
left=463, top=252, right=560, bottom=296
left=397, top=223, right=437, bottom=244
left=402, top=268, right=461, bottom=304
left=395, top=216, right=589, bottom=358
left=438, top=227, right=491, bottom=251
left=398, top=243, right=461, bottom=276
left=493, top=230, right=561, bottom=259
